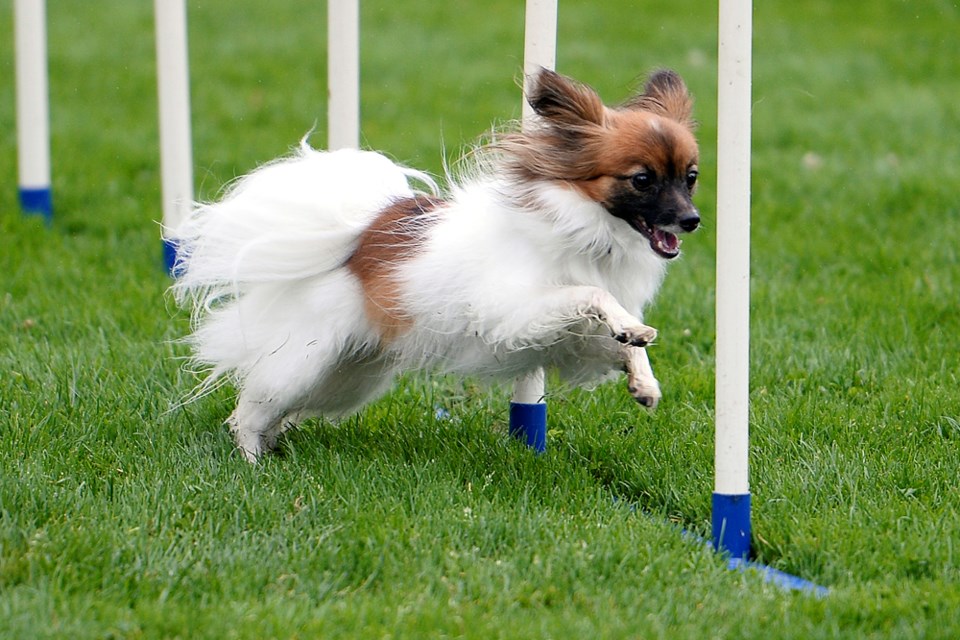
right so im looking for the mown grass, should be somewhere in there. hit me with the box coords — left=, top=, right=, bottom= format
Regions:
left=1, top=0, right=959, bottom=637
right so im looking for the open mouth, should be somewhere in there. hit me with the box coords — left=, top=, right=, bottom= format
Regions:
left=628, top=218, right=681, bottom=259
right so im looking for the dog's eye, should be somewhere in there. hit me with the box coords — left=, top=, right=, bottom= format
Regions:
left=686, top=169, right=699, bottom=189
left=631, top=172, right=653, bottom=191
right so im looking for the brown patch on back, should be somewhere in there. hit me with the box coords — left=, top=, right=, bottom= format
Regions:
left=346, top=195, right=444, bottom=342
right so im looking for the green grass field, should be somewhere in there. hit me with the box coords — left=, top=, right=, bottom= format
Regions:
left=2, top=1, right=959, bottom=637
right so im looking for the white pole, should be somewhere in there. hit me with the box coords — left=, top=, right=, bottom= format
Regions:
left=713, top=0, right=752, bottom=557
left=511, top=0, right=557, bottom=452
left=328, top=0, right=360, bottom=150
left=512, top=368, right=545, bottom=405
left=521, top=0, right=558, bottom=123
left=155, top=0, right=194, bottom=268
left=715, top=0, right=752, bottom=496
left=14, top=0, right=53, bottom=218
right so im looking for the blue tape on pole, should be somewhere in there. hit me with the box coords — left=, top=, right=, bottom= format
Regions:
left=712, top=492, right=751, bottom=559
left=163, top=238, right=180, bottom=276
left=19, top=187, right=53, bottom=221
left=509, top=402, right=546, bottom=453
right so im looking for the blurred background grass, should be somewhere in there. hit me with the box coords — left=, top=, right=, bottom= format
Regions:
left=1, top=1, right=959, bottom=637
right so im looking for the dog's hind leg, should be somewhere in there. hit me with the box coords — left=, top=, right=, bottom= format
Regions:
left=227, top=394, right=288, bottom=463
left=229, top=347, right=396, bottom=462
left=262, top=412, right=303, bottom=453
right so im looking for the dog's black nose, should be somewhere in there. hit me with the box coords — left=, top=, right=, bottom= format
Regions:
left=679, top=210, right=700, bottom=232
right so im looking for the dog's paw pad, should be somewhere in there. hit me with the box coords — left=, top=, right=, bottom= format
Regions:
left=615, top=324, right=658, bottom=347
left=635, top=394, right=659, bottom=410
left=628, top=378, right=661, bottom=410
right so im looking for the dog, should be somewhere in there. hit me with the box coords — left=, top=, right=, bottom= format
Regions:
left=172, top=68, right=700, bottom=462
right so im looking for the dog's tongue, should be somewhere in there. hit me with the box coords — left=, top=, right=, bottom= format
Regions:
left=653, top=229, right=680, bottom=255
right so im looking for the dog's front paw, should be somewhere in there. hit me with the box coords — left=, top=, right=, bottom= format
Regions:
left=613, top=323, right=658, bottom=348
left=628, top=375, right=661, bottom=410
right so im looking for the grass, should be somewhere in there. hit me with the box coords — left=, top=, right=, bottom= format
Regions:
left=1, top=0, right=959, bottom=637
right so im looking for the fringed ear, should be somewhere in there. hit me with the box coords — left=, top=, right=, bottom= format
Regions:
left=624, top=69, right=695, bottom=129
left=526, top=67, right=606, bottom=127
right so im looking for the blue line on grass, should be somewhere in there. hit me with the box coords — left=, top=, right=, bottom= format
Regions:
left=451, top=405, right=828, bottom=594
left=726, top=557, right=829, bottom=596
left=614, top=498, right=829, bottom=596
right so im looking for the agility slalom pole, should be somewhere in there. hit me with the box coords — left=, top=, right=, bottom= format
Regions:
left=509, top=0, right=557, bottom=453
left=14, top=0, right=53, bottom=221
left=155, top=0, right=194, bottom=273
left=712, top=2, right=827, bottom=596
left=520, top=0, right=558, bottom=124
left=510, top=368, right=547, bottom=453
left=328, top=0, right=360, bottom=151
left=713, top=0, right=753, bottom=560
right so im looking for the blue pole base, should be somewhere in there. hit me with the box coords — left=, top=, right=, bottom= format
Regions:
left=19, top=187, right=53, bottom=222
left=509, top=402, right=546, bottom=453
left=163, top=238, right=180, bottom=276
left=712, top=492, right=751, bottom=559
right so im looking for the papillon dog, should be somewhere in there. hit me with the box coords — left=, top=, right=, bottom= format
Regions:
left=172, top=68, right=700, bottom=461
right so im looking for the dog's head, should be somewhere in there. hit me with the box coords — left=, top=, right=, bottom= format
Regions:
left=503, top=68, right=700, bottom=259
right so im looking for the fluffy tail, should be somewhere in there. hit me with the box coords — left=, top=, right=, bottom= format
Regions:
left=171, top=142, right=437, bottom=314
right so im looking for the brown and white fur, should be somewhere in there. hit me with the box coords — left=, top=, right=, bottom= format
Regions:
left=172, top=68, right=700, bottom=462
